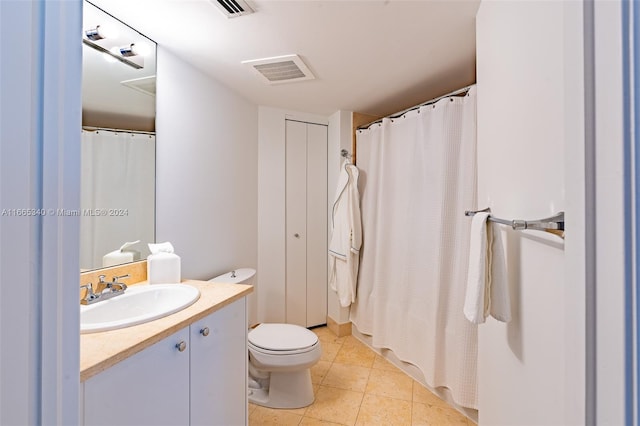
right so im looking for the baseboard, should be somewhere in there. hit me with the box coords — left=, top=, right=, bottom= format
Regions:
left=326, top=316, right=352, bottom=337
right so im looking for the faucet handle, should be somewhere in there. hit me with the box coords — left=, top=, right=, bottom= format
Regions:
left=111, top=274, right=129, bottom=291
left=80, top=283, right=98, bottom=305
left=112, top=274, right=130, bottom=282
left=98, top=275, right=106, bottom=284
left=80, top=283, right=94, bottom=296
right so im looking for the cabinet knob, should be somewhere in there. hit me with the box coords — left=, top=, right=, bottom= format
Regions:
left=294, top=233, right=300, bottom=238
left=200, top=327, right=210, bottom=337
left=176, top=341, right=187, bottom=352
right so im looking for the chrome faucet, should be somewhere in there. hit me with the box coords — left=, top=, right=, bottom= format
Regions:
left=80, top=274, right=129, bottom=305
left=80, top=283, right=99, bottom=305
left=103, top=274, right=129, bottom=293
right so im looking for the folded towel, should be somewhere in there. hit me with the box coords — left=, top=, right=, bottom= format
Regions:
left=464, top=212, right=511, bottom=324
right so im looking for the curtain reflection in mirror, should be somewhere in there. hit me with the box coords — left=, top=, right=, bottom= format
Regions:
left=80, top=129, right=155, bottom=270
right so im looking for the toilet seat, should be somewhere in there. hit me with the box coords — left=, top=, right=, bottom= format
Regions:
left=249, top=340, right=319, bottom=356
left=248, top=323, right=318, bottom=353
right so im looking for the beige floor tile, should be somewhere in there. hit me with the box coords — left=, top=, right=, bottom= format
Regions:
left=334, top=342, right=376, bottom=368
left=249, top=405, right=304, bottom=426
left=322, top=362, right=371, bottom=392
left=341, top=335, right=369, bottom=349
left=313, top=327, right=347, bottom=345
left=300, top=417, right=346, bottom=426
left=304, top=385, right=364, bottom=426
left=355, top=393, right=412, bottom=425
left=412, top=382, right=449, bottom=408
left=311, top=360, right=332, bottom=384
left=249, top=326, right=471, bottom=426
left=365, top=368, right=413, bottom=402
left=372, top=355, right=401, bottom=372
left=320, top=341, right=343, bottom=363
left=249, top=402, right=258, bottom=415
left=411, top=402, right=469, bottom=426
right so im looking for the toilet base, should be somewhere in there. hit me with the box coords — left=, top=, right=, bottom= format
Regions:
left=248, top=369, right=314, bottom=409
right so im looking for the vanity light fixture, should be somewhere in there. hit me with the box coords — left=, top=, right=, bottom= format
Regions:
left=119, top=44, right=138, bottom=57
left=85, top=26, right=106, bottom=41
left=82, top=38, right=144, bottom=70
left=117, top=42, right=151, bottom=58
left=84, top=24, right=118, bottom=41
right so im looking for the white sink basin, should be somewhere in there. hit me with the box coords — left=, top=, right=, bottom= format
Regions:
left=81, top=284, right=200, bottom=334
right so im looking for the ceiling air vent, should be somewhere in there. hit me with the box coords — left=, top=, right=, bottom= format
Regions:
left=210, top=0, right=254, bottom=18
left=242, top=55, right=316, bottom=85
left=121, top=76, right=156, bottom=97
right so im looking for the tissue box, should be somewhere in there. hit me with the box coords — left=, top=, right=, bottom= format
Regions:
left=147, top=252, right=181, bottom=284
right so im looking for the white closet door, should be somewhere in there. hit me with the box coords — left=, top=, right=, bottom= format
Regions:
left=285, top=120, right=328, bottom=327
left=286, top=120, right=308, bottom=326
left=306, top=123, right=328, bottom=327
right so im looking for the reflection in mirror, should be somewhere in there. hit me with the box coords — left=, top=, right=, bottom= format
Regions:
left=80, top=1, right=156, bottom=271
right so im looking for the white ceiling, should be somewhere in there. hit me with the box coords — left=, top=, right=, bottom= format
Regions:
left=88, top=0, right=479, bottom=118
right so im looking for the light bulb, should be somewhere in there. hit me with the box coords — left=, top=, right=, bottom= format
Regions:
left=131, top=41, right=152, bottom=57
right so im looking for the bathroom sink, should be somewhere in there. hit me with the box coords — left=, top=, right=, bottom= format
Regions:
left=80, top=284, right=200, bottom=334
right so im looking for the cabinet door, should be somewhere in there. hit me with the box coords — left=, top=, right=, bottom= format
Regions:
left=83, top=328, right=190, bottom=426
left=190, top=298, right=247, bottom=426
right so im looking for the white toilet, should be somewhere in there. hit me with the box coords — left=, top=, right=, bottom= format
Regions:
left=209, top=268, right=322, bottom=409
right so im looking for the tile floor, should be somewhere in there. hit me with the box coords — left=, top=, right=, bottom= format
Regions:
left=248, top=326, right=475, bottom=426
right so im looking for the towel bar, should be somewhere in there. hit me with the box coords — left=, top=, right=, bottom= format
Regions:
left=464, top=208, right=565, bottom=239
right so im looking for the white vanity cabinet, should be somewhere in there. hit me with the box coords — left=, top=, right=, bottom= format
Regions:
left=83, top=327, right=191, bottom=426
left=190, top=298, right=247, bottom=425
left=82, top=297, right=247, bottom=426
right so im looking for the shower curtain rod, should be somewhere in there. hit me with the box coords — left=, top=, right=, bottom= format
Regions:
left=82, top=126, right=155, bottom=136
left=357, top=84, right=475, bottom=130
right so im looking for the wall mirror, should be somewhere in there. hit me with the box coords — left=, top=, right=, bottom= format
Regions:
left=80, top=1, right=157, bottom=271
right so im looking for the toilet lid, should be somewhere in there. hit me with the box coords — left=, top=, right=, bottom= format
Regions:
left=248, top=323, right=318, bottom=351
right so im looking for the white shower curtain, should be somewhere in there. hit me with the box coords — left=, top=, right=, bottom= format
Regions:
left=350, top=87, right=478, bottom=409
left=80, top=129, right=155, bottom=270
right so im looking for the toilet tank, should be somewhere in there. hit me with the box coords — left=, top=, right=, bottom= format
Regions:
left=209, top=268, right=256, bottom=285
left=209, top=268, right=257, bottom=327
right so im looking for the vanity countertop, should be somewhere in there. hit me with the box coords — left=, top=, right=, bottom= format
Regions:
left=80, top=280, right=252, bottom=382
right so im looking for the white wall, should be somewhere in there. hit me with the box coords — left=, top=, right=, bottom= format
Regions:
left=1, top=1, right=82, bottom=424
left=155, top=47, right=258, bottom=284
left=476, top=2, right=584, bottom=425
left=327, top=110, right=353, bottom=325
left=592, top=1, right=626, bottom=423
left=257, top=107, right=328, bottom=324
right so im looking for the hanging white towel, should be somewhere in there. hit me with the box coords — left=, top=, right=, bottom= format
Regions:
left=464, top=212, right=511, bottom=324
left=329, top=161, right=362, bottom=307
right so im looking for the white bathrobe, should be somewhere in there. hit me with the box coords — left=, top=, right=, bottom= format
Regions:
left=329, top=161, right=362, bottom=307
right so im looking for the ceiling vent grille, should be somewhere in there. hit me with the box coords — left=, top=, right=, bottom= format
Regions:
left=210, top=0, right=254, bottom=18
left=242, top=55, right=315, bottom=85
left=121, top=76, right=156, bottom=97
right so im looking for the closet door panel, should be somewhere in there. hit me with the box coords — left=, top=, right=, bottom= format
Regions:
left=285, top=120, right=308, bottom=327
left=306, top=123, right=328, bottom=327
